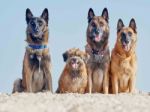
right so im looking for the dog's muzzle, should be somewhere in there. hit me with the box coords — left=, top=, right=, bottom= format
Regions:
left=30, top=33, right=43, bottom=42
left=90, top=27, right=103, bottom=42
left=121, top=32, right=131, bottom=51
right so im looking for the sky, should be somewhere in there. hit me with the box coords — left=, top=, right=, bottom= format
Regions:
left=0, top=0, right=150, bottom=93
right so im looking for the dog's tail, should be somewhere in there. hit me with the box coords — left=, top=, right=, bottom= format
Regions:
left=12, top=78, right=24, bottom=93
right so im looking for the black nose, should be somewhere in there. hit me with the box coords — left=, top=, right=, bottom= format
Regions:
left=34, top=27, right=39, bottom=33
left=93, top=27, right=100, bottom=35
left=95, top=28, right=100, bottom=34
left=121, top=33, right=129, bottom=44
left=72, top=58, right=77, bottom=63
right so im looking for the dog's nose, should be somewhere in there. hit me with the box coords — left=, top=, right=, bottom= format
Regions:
left=121, top=32, right=129, bottom=44
left=125, top=39, right=129, bottom=44
left=72, top=58, right=77, bottom=63
left=34, top=27, right=39, bottom=33
left=95, top=28, right=100, bottom=34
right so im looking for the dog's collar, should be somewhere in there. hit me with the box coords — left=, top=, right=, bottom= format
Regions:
left=92, top=48, right=104, bottom=56
left=28, top=44, right=47, bottom=50
left=86, top=44, right=107, bottom=56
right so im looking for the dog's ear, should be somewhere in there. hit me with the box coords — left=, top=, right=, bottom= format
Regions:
left=26, top=8, right=33, bottom=24
left=101, top=8, right=109, bottom=23
left=62, top=52, right=68, bottom=62
left=117, top=19, right=124, bottom=33
left=129, top=18, right=137, bottom=33
left=41, top=8, right=49, bottom=24
left=88, top=8, right=95, bottom=23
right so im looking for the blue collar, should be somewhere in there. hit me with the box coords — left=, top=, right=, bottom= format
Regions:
left=29, top=44, right=47, bottom=49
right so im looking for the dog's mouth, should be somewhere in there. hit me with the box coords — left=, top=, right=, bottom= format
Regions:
left=89, top=27, right=104, bottom=43
left=30, top=33, right=43, bottom=43
left=122, top=42, right=131, bottom=52
left=94, top=34, right=102, bottom=42
left=70, top=58, right=80, bottom=70
left=121, top=33, right=132, bottom=52
left=71, top=62, right=78, bottom=69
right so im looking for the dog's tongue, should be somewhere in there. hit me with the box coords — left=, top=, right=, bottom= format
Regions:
left=123, top=42, right=129, bottom=51
left=95, top=35, right=101, bottom=42
left=72, top=63, right=77, bottom=69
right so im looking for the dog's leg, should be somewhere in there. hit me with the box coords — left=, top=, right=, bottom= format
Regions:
left=79, top=88, right=85, bottom=94
left=103, top=63, right=110, bottom=94
left=43, top=56, right=53, bottom=92
left=44, top=67, right=53, bottom=92
left=103, top=72, right=109, bottom=94
left=129, top=75, right=136, bottom=93
left=87, top=68, right=92, bottom=94
left=22, top=52, right=33, bottom=92
left=12, top=78, right=24, bottom=93
left=112, top=75, right=118, bottom=94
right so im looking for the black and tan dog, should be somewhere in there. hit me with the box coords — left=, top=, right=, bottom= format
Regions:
left=85, top=8, right=110, bottom=93
left=110, top=19, right=137, bottom=94
left=12, top=8, right=52, bottom=93
left=57, top=48, right=88, bottom=93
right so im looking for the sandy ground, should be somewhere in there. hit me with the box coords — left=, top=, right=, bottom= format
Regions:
left=0, top=92, right=150, bottom=112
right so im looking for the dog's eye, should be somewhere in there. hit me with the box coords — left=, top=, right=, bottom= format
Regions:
left=30, top=21, right=35, bottom=27
left=128, top=32, right=132, bottom=36
left=39, top=21, right=43, bottom=26
left=99, top=22, right=104, bottom=26
left=30, top=21, right=34, bottom=25
left=91, top=22, right=96, bottom=27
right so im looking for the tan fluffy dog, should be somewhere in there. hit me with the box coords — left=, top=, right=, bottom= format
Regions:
left=57, top=48, right=88, bottom=93
left=111, top=18, right=137, bottom=94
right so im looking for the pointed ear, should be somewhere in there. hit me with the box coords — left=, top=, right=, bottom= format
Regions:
left=88, top=8, right=95, bottom=23
left=117, top=19, right=124, bottom=33
left=129, top=18, right=137, bottom=33
left=101, top=8, right=109, bottom=22
left=62, top=52, right=68, bottom=62
left=41, top=8, right=49, bottom=24
left=26, top=8, right=33, bottom=24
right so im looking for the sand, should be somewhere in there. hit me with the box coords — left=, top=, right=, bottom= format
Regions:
left=0, top=92, right=150, bottom=112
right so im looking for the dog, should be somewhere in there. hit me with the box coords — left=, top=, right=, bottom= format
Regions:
left=12, top=8, right=53, bottom=93
left=85, top=8, right=110, bottom=94
left=57, top=48, right=88, bottom=93
left=110, top=18, right=137, bottom=94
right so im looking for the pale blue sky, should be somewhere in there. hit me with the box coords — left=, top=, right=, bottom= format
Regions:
left=0, top=0, right=150, bottom=93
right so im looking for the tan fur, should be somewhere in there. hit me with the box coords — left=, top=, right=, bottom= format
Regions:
left=111, top=21, right=137, bottom=94
left=57, top=48, right=88, bottom=93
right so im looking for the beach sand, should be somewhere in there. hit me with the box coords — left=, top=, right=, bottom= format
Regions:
left=0, top=92, right=150, bottom=112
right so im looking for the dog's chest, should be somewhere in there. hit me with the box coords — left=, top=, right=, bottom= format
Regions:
left=32, top=69, right=45, bottom=92
left=119, top=59, right=132, bottom=76
left=70, top=73, right=85, bottom=86
left=29, top=55, right=46, bottom=92
left=88, top=55, right=109, bottom=69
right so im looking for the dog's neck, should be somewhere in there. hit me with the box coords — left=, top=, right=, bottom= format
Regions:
left=26, top=28, right=49, bottom=45
left=28, top=44, right=47, bottom=50
left=26, top=44, right=49, bottom=60
left=86, top=43, right=108, bottom=56
left=114, top=48, right=134, bottom=60
left=70, top=70, right=81, bottom=78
